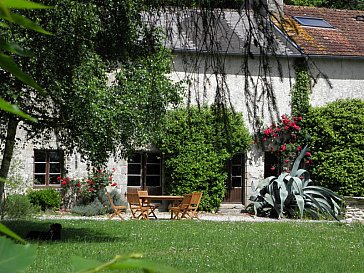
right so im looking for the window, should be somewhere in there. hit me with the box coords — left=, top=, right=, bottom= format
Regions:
left=293, top=16, right=334, bottom=28
left=127, top=152, right=162, bottom=188
left=229, top=153, right=244, bottom=188
left=34, top=150, right=63, bottom=186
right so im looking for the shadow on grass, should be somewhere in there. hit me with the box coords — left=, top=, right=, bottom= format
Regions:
left=1, top=220, right=126, bottom=243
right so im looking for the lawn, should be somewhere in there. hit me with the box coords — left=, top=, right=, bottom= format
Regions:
left=2, top=219, right=364, bottom=273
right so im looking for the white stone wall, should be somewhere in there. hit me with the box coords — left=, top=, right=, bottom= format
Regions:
left=171, top=54, right=294, bottom=131
left=310, top=58, right=364, bottom=106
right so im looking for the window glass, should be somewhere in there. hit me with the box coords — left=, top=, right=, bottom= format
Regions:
left=232, top=177, right=242, bottom=187
left=49, top=163, right=61, bottom=173
left=49, top=151, right=61, bottom=162
left=34, top=163, right=46, bottom=173
left=127, top=176, right=141, bottom=187
left=34, top=175, right=46, bottom=185
left=147, top=153, right=160, bottom=164
left=49, top=174, right=60, bottom=184
left=34, top=150, right=46, bottom=162
left=146, top=176, right=160, bottom=187
left=147, top=164, right=160, bottom=175
left=232, top=154, right=242, bottom=164
left=128, top=153, right=141, bottom=163
left=128, top=164, right=141, bottom=175
left=232, top=166, right=242, bottom=176
left=293, top=16, right=333, bottom=28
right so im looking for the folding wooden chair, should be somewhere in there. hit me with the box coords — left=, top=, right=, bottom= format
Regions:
left=169, top=193, right=192, bottom=219
left=126, top=192, right=149, bottom=220
left=185, top=192, right=203, bottom=219
left=137, top=190, right=159, bottom=219
left=106, top=192, right=126, bottom=220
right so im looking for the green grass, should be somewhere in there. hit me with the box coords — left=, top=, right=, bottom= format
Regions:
left=2, top=219, right=364, bottom=273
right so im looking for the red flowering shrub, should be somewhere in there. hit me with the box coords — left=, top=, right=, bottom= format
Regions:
left=59, top=168, right=117, bottom=209
left=256, top=114, right=312, bottom=173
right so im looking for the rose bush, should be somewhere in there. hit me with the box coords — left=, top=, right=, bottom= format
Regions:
left=59, top=168, right=117, bottom=209
left=256, top=114, right=311, bottom=173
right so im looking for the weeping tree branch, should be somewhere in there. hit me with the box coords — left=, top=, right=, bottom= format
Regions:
left=144, top=0, right=330, bottom=131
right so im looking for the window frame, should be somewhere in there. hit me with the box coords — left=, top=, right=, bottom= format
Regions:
left=293, top=16, right=334, bottom=29
left=33, top=149, right=64, bottom=187
left=127, top=152, right=162, bottom=188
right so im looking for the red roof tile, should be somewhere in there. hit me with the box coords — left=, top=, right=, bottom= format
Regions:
left=280, top=5, right=364, bottom=57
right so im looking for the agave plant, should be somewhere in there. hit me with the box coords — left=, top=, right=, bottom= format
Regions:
left=249, top=145, right=342, bottom=220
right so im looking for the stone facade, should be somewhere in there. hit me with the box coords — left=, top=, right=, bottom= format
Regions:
left=4, top=52, right=363, bottom=206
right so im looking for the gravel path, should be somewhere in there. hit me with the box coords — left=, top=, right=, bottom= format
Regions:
left=36, top=211, right=347, bottom=223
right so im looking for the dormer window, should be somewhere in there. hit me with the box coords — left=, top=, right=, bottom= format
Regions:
left=293, top=16, right=334, bottom=28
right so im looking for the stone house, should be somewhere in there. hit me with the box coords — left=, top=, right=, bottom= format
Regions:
left=4, top=1, right=364, bottom=206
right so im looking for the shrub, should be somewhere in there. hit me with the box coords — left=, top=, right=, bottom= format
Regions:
left=4, top=194, right=38, bottom=219
left=27, top=188, right=61, bottom=211
left=302, top=99, right=364, bottom=196
left=156, top=106, right=251, bottom=211
left=71, top=198, right=106, bottom=216
left=248, top=146, right=343, bottom=220
left=59, top=169, right=117, bottom=208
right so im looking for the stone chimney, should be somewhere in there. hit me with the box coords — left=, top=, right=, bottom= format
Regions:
left=245, top=0, right=283, bottom=16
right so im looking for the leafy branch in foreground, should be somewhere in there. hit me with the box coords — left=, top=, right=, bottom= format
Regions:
left=249, top=145, right=343, bottom=220
left=0, top=0, right=51, bottom=120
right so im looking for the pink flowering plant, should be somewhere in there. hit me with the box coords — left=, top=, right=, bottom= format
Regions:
left=59, top=168, right=117, bottom=209
left=256, top=114, right=312, bottom=173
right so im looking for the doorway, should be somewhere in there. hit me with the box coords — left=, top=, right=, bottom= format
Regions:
left=223, top=153, right=245, bottom=203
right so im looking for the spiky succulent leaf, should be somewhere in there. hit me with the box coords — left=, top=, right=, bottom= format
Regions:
left=290, top=145, right=308, bottom=176
left=294, top=194, right=304, bottom=219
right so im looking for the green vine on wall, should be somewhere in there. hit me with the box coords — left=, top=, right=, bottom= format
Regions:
left=156, top=106, right=251, bottom=212
left=291, top=64, right=310, bottom=117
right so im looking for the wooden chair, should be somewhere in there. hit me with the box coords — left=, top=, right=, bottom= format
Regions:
left=169, top=193, right=192, bottom=219
left=126, top=192, right=149, bottom=220
left=106, top=192, right=127, bottom=220
left=185, top=192, right=203, bottom=219
left=137, top=190, right=159, bottom=219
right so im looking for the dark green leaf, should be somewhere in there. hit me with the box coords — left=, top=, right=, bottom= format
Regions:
left=71, top=256, right=103, bottom=272
left=0, top=53, right=44, bottom=93
left=1, top=0, right=51, bottom=9
left=8, top=13, right=51, bottom=35
left=0, top=223, right=26, bottom=243
left=0, top=38, right=34, bottom=57
left=109, top=258, right=180, bottom=272
left=0, top=98, right=37, bottom=122
left=0, top=237, right=36, bottom=273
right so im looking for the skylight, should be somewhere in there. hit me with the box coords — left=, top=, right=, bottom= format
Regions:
left=293, top=16, right=334, bottom=28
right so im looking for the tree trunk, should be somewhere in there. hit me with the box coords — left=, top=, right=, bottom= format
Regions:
left=0, top=116, right=19, bottom=204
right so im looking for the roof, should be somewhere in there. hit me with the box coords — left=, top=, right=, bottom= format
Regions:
left=281, top=5, right=364, bottom=57
left=145, top=9, right=299, bottom=56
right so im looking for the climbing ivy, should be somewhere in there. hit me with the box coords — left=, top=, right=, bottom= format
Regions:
left=291, top=64, right=310, bottom=117
left=156, top=106, right=251, bottom=212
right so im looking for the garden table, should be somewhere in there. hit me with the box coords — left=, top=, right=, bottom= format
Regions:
left=141, top=195, right=183, bottom=219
